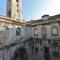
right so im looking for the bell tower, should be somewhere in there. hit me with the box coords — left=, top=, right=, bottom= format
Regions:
left=7, top=0, right=23, bottom=22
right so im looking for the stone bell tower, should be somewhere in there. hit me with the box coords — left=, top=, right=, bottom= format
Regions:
left=7, top=0, right=23, bottom=22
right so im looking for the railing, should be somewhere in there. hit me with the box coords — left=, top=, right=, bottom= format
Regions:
left=0, top=36, right=31, bottom=50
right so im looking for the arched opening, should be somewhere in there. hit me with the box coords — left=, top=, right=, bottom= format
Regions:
left=11, top=47, right=27, bottom=60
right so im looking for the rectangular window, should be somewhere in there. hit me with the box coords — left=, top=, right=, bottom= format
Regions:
left=17, top=4, right=18, bottom=7
left=41, top=27, right=47, bottom=38
left=16, top=28, right=21, bottom=36
left=51, top=26, right=58, bottom=36
left=34, top=28, right=38, bottom=36
left=16, top=0, right=18, bottom=2
left=8, top=10, right=11, bottom=17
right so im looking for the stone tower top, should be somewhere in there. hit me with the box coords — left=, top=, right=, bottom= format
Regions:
left=7, top=0, right=23, bottom=22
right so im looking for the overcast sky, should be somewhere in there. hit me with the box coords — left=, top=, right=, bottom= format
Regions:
left=0, top=0, right=60, bottom=21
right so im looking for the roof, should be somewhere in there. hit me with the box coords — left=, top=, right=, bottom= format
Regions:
left=26, top=14, right=60, bottom=24
left=42, top=15, right=49, bottom=18
left=48, top=14, right=60, bottom=20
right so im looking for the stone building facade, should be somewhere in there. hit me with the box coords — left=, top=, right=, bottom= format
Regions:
left=0, top=0, right=24, bottom=60
left=22, top=14, right=60, bottom=60
left=0, top=16, right=23, bottom=60
left=0, top=0, right=60, bottom=60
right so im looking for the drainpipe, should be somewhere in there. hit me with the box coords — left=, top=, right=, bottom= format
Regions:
left=10, top=47, right=11, bottom=60
left=3, top=49, right=4, bottom=60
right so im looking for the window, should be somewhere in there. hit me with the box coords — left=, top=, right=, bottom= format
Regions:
left=16, top=27, right=21, bottom=36
left=34, top=28, right=38, bottom=36
left=51, top=26, right=58, bottom=36
left=16, top=0, right=18, bottom=2
left=8, top=10, right=11, bottom=17
left=41, top=27, right=47, bottom=38
left=17, top=4, right=18, bottom=7
left=17, top=9, right=18, bottom=12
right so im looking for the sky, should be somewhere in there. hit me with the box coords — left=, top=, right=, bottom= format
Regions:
left=0, top=0, right=6, bottom=16
left=23, top=0, right=60, bottom=21
left=0, top=0, right=60, bottom=21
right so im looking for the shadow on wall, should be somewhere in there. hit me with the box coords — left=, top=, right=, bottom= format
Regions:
left=11, top=47, right=27, bottom=60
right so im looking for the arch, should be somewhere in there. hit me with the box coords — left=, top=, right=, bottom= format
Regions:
left=11, top=47, right=27, bottom=60
left=16, top=27, right=21, bottom=36
left=51, top=26, right=58, bottom=36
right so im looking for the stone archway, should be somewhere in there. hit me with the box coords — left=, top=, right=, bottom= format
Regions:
left=11, top=47, right=27, bottom=60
